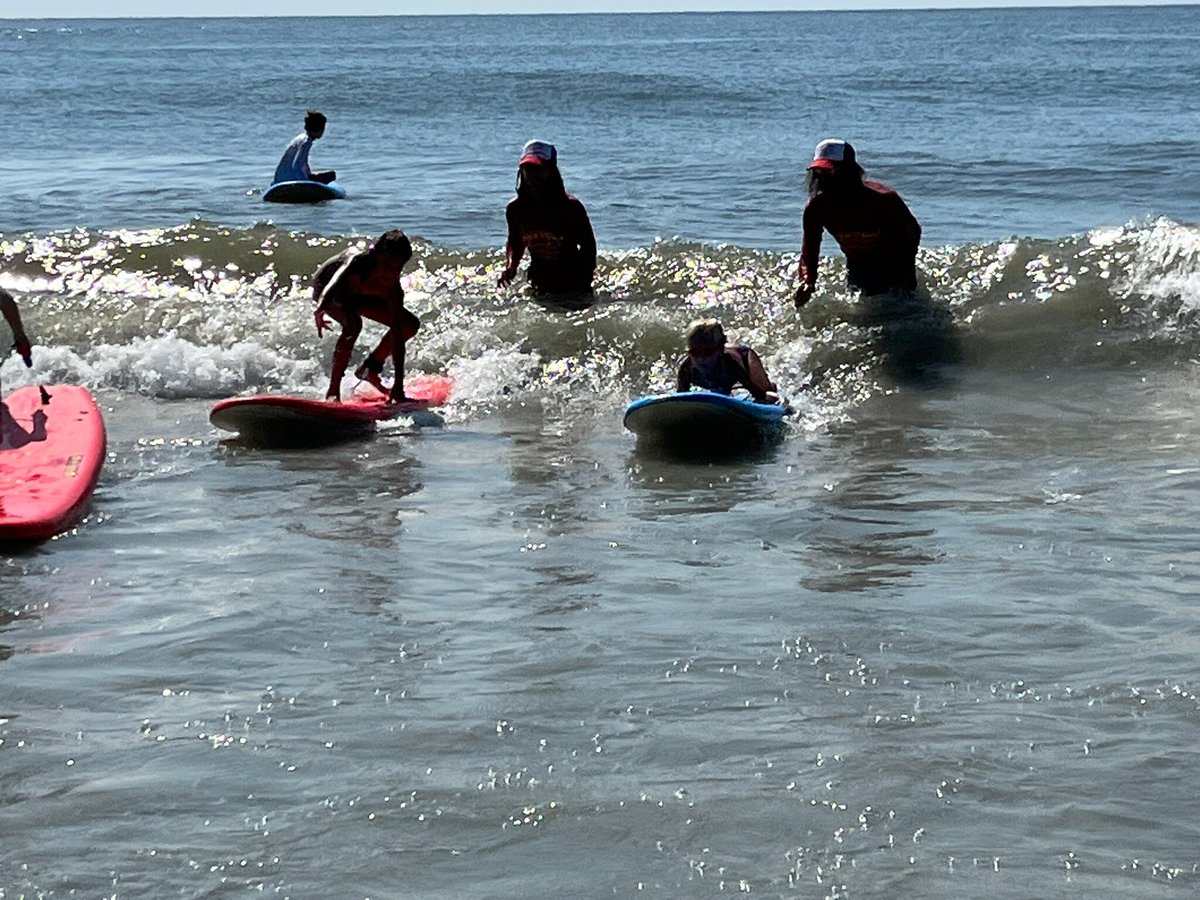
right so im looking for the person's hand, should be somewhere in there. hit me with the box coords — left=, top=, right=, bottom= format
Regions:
left=498, top=266, right=517, bottom=287
left=792, top=283, right=815, bottom=309
left=13, top=338, right=32, bottom=367
left=314, top=307, right=329, bottom=337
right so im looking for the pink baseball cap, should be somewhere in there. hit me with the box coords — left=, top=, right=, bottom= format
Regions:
left=519, top=140, right=557, bottom=166
left=809, top=138, right=856, bottom=171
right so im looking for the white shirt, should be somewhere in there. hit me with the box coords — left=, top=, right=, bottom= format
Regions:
left=273, top=131, right=314, bottom=184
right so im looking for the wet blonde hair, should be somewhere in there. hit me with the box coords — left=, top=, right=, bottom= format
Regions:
left=686, top=319, right=726, bottom=352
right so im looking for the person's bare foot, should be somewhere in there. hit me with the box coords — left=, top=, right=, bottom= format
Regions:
left=354, top=361, right=386, bottom=393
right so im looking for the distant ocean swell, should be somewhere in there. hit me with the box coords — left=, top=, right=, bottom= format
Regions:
left=1, top=218, right=1197, bottom=412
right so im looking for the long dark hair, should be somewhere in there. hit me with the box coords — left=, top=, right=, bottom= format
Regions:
left=515, top=164, right=569, bottom=205
left=806, top=161, right=865, bottom=198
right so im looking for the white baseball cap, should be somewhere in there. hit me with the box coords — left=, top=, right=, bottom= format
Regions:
left=809, top=138, right=856, bottom=170
left=519, top=140, right=557, bottom=166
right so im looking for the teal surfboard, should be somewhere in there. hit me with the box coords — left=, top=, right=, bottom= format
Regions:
left=623, top=391, right=787, bottom=453
left=263, top=180, right=348, bottom=204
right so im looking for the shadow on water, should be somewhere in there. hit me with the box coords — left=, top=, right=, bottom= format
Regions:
left=212, top=433, right=424, bottom=549
left=626, top=440, right=782, bottom=517
left=799, top=457, right=943, bottom=593
left=0, top=400, right=48, bottom=450
left=850, top=288, right=963, bottom=389
left=214, top=424, right=375, bottom=450
left=630, top=429, right=785, bottom=466
left=790, top=290, right=966, bottom=592
left=526, top=287, right=599, bottom=314
left=807, top=288, right=964, bottom=394
left=796, top=389, right=955, bottom=593
left=0, top=605, right=23, bottom=670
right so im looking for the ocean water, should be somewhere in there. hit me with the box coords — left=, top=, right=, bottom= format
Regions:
left=3, top=7, right=1200, bottom=898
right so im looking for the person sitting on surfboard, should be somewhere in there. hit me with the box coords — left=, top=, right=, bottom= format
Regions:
left=1, top=288, right=34, bottom=397
left=792, top=139, right=921, bottom=309
left=312, top=230, right=418, bottom=403
left=498, top=140, right=597, bottom=296
left=676, top=319, right=779, bottom=404
left=274, top=110, right=336, bottom=185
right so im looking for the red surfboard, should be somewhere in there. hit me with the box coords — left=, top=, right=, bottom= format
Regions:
left=210, top=374, right=453, bottom=446
left=1, top=384, right=107, bottom=543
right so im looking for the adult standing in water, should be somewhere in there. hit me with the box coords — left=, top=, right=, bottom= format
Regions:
left=792, top=139, right=921, bottom=309
left=274, top=110, right=337, bottom=185
left=499, top=140, right=597, bottom=296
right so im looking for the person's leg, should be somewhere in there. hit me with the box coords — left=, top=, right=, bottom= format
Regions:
left=358, top=330, right=395, bottom=381
left=324, top=303, right=362, bottom=401
left=385, top=308, right=419, bottom=402
left=353, top=354, right=386, bottom=392
left=354, top=304, right=419, bottom=401
left=388, top=334, right=407, bottom=403
left=348, top=297, right=391, bottom=391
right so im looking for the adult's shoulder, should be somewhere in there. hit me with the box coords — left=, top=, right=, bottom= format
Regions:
left=863, top=179, right=901, bottom=198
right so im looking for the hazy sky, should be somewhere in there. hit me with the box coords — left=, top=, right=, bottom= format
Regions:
left=5, top=0, right=1193, bottom=18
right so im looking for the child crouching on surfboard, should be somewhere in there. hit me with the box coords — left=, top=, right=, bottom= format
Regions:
left=312, top=230, right=419, bottom=403
left=676, top=319, right=780, bottom=405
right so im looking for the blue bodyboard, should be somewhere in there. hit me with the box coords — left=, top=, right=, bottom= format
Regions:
left=623, top=391, right=787, bottom=452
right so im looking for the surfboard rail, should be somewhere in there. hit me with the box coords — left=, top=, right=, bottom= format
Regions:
left=262, top=179, right=348, bottom=204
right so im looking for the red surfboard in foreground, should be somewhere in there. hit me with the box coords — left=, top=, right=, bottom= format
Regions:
left=1, top=384, right=106, bottom=543
left=210, top=374, right=453, bottom=446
